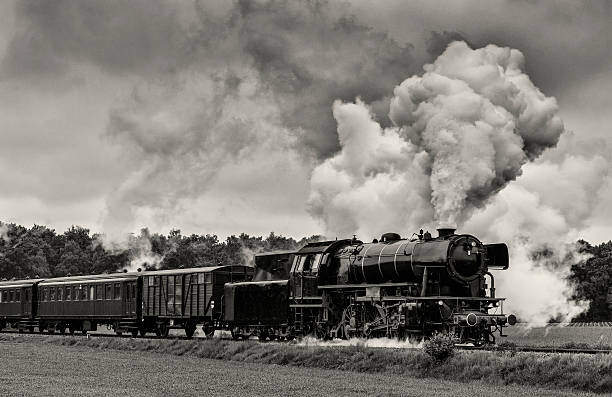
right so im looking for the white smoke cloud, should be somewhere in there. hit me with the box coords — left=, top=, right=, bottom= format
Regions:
left=0, top=223, right=9, bottom=243
left=463, top=136, right=610, bottom=322
left=309, top=41, right=563, bottom=238
left=308, top=41, right=598, bottom=322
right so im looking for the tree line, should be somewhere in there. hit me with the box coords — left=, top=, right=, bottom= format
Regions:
left=0, top=221, right=320, bottom=280
left=1, top=221, right=611, bottom=321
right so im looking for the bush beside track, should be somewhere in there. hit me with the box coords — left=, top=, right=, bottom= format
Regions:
left=1, top=334, right=611, bottom=394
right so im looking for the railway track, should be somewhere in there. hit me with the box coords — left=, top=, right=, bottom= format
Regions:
left=3, top=329, right=611, bottom=355
left=459, top=344, right=612, bottom=355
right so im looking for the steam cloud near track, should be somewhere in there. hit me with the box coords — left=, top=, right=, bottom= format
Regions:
left=309, top=41, right=588, bottom=323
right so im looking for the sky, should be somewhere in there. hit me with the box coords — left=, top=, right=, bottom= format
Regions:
left=0, top=0, right=611, bottom=244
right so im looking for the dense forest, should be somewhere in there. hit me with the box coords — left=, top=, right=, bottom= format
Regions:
left=1, top=221, right=611, bottom=321
left=0, top=221, right=320, bottom=279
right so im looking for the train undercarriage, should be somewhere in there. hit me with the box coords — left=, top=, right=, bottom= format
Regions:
left=228, top=287, right=510, bottom=345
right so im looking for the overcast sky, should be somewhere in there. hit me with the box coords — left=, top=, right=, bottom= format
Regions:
left=1, top=0, right=611, bottom=243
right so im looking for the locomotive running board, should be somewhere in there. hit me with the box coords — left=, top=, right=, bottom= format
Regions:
left=318, top=282, right=419, bottom=289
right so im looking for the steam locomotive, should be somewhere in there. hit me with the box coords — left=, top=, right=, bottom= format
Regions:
left=225, top=228, right=516, bottom=345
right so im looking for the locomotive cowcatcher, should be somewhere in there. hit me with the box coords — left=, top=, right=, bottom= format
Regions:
left=225, top=228, right=516, bottom=345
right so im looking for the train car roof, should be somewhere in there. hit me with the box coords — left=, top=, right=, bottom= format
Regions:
left=1, top=265, right=254, bottom=287
left=140, top=264, right=252, bottom=276
left=296, top=239, right=359, bottom=255
left=0, top=278, right=43, bottom=288
left=39, top=272, right=140, bottom=286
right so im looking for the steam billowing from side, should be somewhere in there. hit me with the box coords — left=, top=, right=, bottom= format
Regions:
left=309, top=41, right=564, bottom=236
left=309, top=41, right=586, bottom=322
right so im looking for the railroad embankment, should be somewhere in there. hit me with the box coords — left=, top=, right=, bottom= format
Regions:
left=1, top=334, right=611, bottom=394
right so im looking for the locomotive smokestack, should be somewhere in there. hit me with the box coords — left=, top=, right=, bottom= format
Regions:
left=437, top=227, right=456, bottom=238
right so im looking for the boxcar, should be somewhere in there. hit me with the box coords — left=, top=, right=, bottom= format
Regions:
left=37, top=272, right=140, bottom=336
left=0, top=278, right=42, bottom=332
left=141, top=265, right=253, bottom=337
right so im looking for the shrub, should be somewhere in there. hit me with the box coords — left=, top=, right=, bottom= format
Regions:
left=422, top=332, right=456, bottom=362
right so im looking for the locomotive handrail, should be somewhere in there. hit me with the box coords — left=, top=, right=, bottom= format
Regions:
left=318, top=282, right=419, bottom=289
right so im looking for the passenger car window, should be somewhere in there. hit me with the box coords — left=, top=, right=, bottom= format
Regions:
left=114, top=283, right=121, bottom=300
left=50, top=288, right=56, bottom=301
left=96, top=285, right=103, bottom=300
left=65, top=287, right=71, bottom=300
left=15, top=290, right=20, bottom=302
left=106, top=284, right=112, bottom=300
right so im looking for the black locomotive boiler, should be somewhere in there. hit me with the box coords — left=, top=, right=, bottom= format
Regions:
left=225, top=228, right=516, bottom=345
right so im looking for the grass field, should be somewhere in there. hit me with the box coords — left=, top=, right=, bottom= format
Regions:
left=504, top=324, right=612, bottom=348
left=1, top=333, right=611, bottom=394
left=0, top=341, right=601, bottom=397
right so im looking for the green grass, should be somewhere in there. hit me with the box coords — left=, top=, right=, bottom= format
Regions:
left=1, top=334, right=611, bottom=393
left=0, top=340, right=601, bottom=397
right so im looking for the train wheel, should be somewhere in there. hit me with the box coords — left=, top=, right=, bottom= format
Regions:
left=131, top=329, right=139, bottom=338
left=68, top=326, right=75, bottom=335
left=48, top=328, right=55, bottom=334
left=184, top=323, right=196, bottom=338
left=202, top=325, right=215, bottom=338
left=28, top=326, right=35, bottom=333
left=81, top=330, right=87, bottom=336
left=139, top=329, right=147, bottom=337
left=158, top=323, right=169, bottom=338
left=58, top=324, right=66, bottom=335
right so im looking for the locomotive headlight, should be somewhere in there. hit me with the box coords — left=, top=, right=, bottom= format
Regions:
left=210, top=300, right=215, bottom=309
left=437, top=300, right=444, bottom=306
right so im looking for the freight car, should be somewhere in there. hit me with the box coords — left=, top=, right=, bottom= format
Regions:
left=224, top=228, right=516, bottom=345
left=0, top=265, right=252, bottom=337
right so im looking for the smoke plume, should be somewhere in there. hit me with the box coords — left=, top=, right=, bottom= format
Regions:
left=0, top=223, right=9, bottom=243
left=309, top=41, right=564, bottom=237
left=308, top=41, right=599, bottom=322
